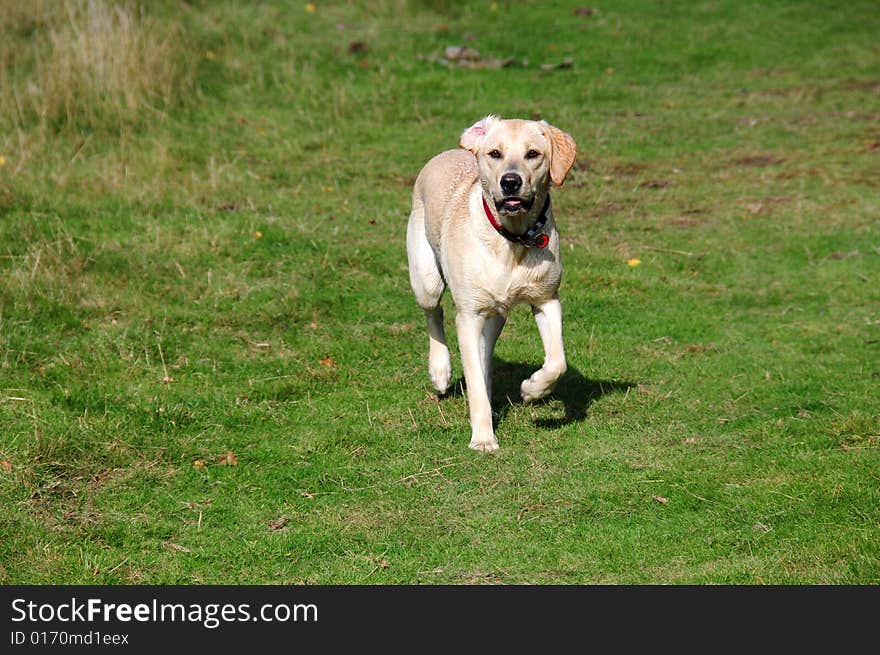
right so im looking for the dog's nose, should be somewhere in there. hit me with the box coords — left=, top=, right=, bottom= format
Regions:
left=500, top=172, right=522, bottom=195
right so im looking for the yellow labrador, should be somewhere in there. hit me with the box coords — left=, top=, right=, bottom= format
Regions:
left=406, top=115, right=577, bottom=450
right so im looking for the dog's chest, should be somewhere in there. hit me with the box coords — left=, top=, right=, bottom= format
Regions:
left=476, top=251, right=561, bottom=312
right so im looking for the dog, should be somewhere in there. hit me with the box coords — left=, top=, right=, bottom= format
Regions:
left=406, top=115, right=577, bottom=451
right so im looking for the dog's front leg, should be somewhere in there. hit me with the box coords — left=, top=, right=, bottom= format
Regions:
left=521, top=297, right=567, bottom=404
left=480, top=314, right=506, bottom=403
left=456, top=311, right=498, bottom=451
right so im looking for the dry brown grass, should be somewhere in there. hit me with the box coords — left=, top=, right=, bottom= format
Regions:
left=0, top=0, right=194, bottom=133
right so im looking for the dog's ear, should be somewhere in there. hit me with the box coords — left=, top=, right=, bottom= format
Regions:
left=542, top=122, right=578, bottom=186
left=460, top=115, right=501, bottom=153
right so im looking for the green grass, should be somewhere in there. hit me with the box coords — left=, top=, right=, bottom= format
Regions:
left=1, top=0, right=878, bottom=584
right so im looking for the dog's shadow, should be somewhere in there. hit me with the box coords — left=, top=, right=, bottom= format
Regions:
left=445, top=359, right=634, bottom=430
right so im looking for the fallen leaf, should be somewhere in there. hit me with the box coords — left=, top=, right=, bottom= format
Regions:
left=164, top=542, right=192, bottom=553
left=652, top=495, right=668, bottom=504
left=747, top=202, right=765, bottom=215
left=192, top=459, right=207, bottom=470
left=540, top=57, right=574, bottom=71
left=445, top=45, right=481, bottom=62
left=304, top=2, right=317, bottom=13
left=479, top=57, right=517, bottom=69
left=0, top=155, right=6, bottom=167
left=348, top=41, right=367, bottom=54
left=627, top=258, right=642, bottom=267
left=217, top=451, right=238, bottom=466
left=320, top=356, right=338, bottom=368
left=1, top=459, right=12, bottom=473
left=268, top=515, right=290, bottom=531
left=254, top=230, right=263, bottom=238
left=431, top=46, right=519, bottom=70
left=573, top=6, right=595, bottom=16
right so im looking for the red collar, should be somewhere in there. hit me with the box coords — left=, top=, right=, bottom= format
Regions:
left=481, top=194, right=551, bottom=249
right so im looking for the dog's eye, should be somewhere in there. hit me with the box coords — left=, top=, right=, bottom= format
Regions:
left=526, top=149, right=541, bottom=160
left=488, top=149, right=502, bottom=159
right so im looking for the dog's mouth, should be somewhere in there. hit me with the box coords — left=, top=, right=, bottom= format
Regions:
left=495, top=196, right=534, bottom=214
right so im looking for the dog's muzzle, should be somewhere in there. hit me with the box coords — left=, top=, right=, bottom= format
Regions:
left=496, top=196, right=534, bottom=214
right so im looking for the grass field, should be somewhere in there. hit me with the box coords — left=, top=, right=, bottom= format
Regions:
left=1, top=0, right=878, bottom=584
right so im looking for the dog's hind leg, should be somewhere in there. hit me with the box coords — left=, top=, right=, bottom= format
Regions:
left=406, top=205, right=451, bottom=395
left=521, top=297, right=567, bottom=404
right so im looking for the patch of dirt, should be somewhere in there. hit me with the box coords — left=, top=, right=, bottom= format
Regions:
left=745, top=78, right=877, bottom=98
left=666, top=215, right=703, bottom=229
left=773, top=167, right=821, bottom=180
left=842, top=79, right=880, bottom=93
left=732, top=154, right=786, bottom=167
left=453, top=568, right=505, bottom=585
left=86, top=467, right=132, bottom=491
left=679, top=343, right=717, bottom=357
left=611, top=161, right=649, bottom=177
left=827, top=250, right=861, bottom=260
left=639, top=179, right=673, bottom=189
left=585, top=199, right=640, bottom=218
left=841, top=434, right=880, bottom=451
left=572, top=158, right=598, bottom=173
left=381, top=174, right=417, bottom=187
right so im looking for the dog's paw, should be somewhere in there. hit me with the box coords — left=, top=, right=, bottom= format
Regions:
left=429, top=361, right=452, bottom=395
left=469, top=436, right=500, bottom=452
left=520, top=376, right=555, bottom=404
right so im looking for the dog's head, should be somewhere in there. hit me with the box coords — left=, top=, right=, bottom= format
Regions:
left=460, top=115, right=577, bottom=217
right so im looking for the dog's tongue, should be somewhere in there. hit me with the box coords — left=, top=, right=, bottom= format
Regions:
left=506, top=199, right=521, bottom=206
